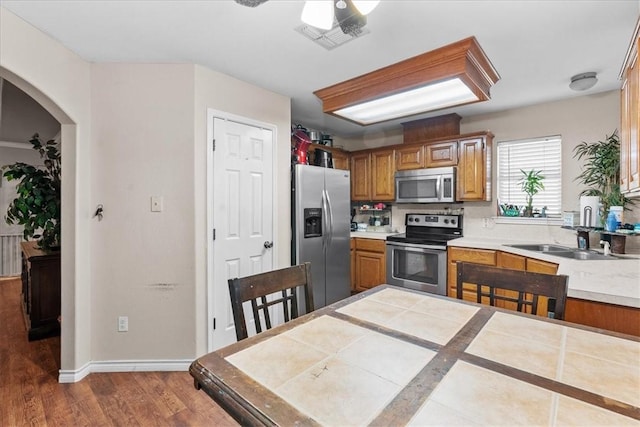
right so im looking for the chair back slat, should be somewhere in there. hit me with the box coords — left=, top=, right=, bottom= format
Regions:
left=456, top=261, right=568, bottom=320
left=228, top=262, right=314, bottom=341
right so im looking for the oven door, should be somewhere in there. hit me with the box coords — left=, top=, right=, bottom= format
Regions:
left=385, top=241, right=447, bottom=295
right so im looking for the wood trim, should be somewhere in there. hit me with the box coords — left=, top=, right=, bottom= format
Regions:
left=314, top=37, right=500, bottom=117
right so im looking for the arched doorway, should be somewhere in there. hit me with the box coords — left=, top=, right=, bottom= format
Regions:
left=0, top=66, right=79, bottom=382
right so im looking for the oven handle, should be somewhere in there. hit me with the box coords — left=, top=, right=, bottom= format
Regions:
left=385, top=241, right=447, bottom=252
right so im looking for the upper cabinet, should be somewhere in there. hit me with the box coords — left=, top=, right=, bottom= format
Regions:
left=620, top=18, right=640, bottom=198
left=457, top=135, right=492, bottom=201
left=396, top=144, right=425, bottom=170
left=425, top=141, right=458, bottom=167
left=350, top=149, right=396, bottom=202
left=371, top=149, right=396, bottom=201
left=351, top=152, right=371, bottom=201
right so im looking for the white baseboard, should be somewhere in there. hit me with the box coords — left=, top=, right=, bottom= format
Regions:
left=58, top=359, right=193, bottom=383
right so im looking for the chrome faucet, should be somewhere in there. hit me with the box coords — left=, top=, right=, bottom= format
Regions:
left=599, top=240, right=611, bottom=256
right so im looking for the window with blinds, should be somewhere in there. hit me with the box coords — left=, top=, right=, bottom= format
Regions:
left=497, top=136, right=562, bottom=217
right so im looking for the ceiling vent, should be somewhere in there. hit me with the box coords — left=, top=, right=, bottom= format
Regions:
left=294, top=23, right=370, bottom=50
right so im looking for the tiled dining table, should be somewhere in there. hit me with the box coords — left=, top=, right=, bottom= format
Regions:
left=190, top=285, right=640, bottom=426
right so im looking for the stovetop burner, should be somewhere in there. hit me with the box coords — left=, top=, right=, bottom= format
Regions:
left=387, top=213, right=463, bottom=248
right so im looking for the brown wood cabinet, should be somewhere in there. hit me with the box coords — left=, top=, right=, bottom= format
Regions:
left=21, top=241, right=61, bottom=341
left=353, top=238, right=386, bottom=292
left=565, top=298, right=640, bottom=337
left=620, top=18, right=640, bottom=198
left=447, top=246, right=559, bottom=317
left=395, top=144, right=424, bottom=170
left=350, top=152, right=371, bottom=201
left=370, top=149, right=395, bottom=201
left=350, top=238, right=356, bottom=292
left=349, top=132, right=492, bottom=202
left=457, top=136, right=491, bottom=201
left=350, top=150, right=395, bottom=202
left=425, top=141, right=458, bottom=167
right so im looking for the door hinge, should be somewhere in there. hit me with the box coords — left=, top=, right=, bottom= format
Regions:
left=212, top=139, right=216, bottom=151
left=213, top=318, right=216, bottom=330
left=213, top=229, right=216, bottom=240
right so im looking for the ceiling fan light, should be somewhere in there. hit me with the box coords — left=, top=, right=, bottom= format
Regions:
left=569, top=72, right=597, bottom=91
left=301, top=1, right=334, bottom=30
left=334, top=79, right=478, bottom=124
left=352, top=0, right=380, bottom=15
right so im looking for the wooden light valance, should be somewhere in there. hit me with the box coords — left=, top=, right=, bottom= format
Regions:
left=313, top=36, right=500, bottom=125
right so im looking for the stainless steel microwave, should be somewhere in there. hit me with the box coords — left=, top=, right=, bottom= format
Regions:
left=395, top=167, right=455, bottom=204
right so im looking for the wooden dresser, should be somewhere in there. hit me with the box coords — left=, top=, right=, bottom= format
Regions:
left=21, top=241, right=61, bottom=340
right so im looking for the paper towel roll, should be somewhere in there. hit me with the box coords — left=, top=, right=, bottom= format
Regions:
left=579, top=196, right=600, bottom=227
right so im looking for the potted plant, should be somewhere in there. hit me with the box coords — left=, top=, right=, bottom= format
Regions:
left=519, top=169, right=545, bottom=217
left=573, top=131, right=633, bottom=224
left=2, top=133, right=61, bottom=251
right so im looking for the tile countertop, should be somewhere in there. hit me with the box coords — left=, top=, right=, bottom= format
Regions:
left=450, top=237, right=640, bottom=309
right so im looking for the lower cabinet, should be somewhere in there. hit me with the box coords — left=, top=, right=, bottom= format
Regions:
left=565, top=298, right=640, bottom=337
left=447, top=246, right=559, bottom=317
left=353, top=238, right=386, bottom=292
left=21, top=241, right=61, bottom=341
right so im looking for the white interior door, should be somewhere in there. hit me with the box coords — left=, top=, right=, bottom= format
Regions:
left=208, top=113, right=274, bottom=350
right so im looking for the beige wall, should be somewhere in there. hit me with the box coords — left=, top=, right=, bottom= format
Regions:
left=1, top=6, right=292, bottom=374
left=1, top=6, right=92, bottom=373
left=90, top=63, right=197, bottom=360
left=460, top=90, right=638, bottom=252
left=193, top=65, right=291, bottom=355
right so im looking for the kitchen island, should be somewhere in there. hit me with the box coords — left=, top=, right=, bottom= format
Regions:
left=191, top=285, right=639, bottom=426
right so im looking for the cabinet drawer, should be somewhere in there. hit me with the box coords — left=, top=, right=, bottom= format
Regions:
left=355, top=238, right=386, bottom=253
left=448, top=247, right=496, bottom=265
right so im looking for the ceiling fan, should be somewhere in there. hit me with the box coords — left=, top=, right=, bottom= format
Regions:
left=233, top=0, right=380, bottom=35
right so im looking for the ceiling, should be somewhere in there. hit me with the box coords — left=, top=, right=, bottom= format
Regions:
left=1, top=0, right=638, bottom=142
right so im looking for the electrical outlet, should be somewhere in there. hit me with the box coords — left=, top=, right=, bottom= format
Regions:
left=118, top=316, right=128, bottom=332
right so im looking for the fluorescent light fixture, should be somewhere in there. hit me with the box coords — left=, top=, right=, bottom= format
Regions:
left=314, top=37, right=500, bottom=125
left=352, top=0, right=380, bottom=15
left=335, top=79, right=478, bottom=124
left=301, top=0, right=334, bottom=30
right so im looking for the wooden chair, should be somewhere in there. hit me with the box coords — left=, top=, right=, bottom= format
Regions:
left=456, top=261, right=569, bottom=320
left=228, top=262, right=314, bottom=341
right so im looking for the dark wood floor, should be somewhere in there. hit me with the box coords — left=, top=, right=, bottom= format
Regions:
left=0, top=277, right=238, bottom=426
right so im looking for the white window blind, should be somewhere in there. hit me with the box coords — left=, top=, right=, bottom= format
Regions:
left=497, top=136, right=562, bottom=217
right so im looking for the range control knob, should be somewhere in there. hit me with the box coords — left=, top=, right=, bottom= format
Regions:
left=451, top=219, right=457, bottom=225
left=444, top=219, right=449, bottom=224
left=415, top=218, right=420, bottom=223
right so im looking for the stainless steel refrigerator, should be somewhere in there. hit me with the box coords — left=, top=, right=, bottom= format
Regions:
left=292, top=164, right=351, bottom=312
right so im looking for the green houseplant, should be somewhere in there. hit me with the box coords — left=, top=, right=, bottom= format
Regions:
left=573, top=130, right=633, bottom=223
left=2, top=133, right=61, bottom=251
left=519, top=169, right=545, bottom=217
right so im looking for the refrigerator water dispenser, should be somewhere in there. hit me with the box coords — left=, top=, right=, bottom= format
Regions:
left=304, top=208, right=322, bottom=238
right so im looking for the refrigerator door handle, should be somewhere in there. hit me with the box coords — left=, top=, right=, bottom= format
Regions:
left=321, top=189, right=329, bottom=253
left=325, top=189, right=333, bottom=250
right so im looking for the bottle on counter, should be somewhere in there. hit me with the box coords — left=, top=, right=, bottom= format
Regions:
left=605, top=210, right=618, bottom=232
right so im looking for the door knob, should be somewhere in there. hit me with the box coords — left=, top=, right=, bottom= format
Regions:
left=264, top=241, right=273, bottom=249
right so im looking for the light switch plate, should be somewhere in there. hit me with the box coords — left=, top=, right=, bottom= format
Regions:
left=151, top=196, right=163, bottom=212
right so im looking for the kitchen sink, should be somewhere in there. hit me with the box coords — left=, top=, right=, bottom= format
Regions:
left=548, top=251, right=618, bottom=260
left=507, top=244, right=572, bottom=252
left=507, top=244, right=619, bottom=260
